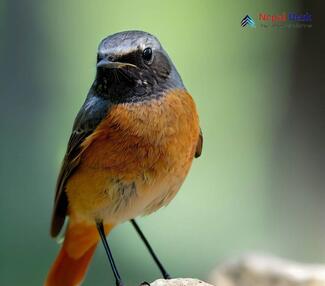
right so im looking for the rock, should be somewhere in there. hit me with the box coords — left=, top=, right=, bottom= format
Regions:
left=210, top=254, right=325, bottom=286
left=150, top=278, right=213, bottom=286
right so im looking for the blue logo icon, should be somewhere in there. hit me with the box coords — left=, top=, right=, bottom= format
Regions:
left=241, top=15, right=255, bottom=27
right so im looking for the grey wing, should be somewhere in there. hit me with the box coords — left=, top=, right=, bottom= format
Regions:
left=50, top=94, right=111, bottom=237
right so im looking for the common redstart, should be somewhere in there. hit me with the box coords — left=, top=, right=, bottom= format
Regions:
left=45, top=30, right=203, bottom=286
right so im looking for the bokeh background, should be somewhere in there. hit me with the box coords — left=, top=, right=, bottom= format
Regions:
left=1, top=0, right=324, bottom=285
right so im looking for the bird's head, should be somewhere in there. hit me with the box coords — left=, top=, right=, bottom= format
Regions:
left=94, top=30, right=184, bottom=103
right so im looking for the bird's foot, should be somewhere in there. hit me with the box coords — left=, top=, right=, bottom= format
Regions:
left=116, top=279, right=125, bottom=286
left=163, top=273, right=171, bottom=279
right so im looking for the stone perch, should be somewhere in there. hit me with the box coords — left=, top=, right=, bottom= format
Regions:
left=150, top=278, right=213, bottom=286
left=210, top=254, right=325, bottom=286
left=148, top=254, right=325, bottom=286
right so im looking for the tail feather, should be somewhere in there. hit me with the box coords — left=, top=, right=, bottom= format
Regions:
left=45, top=222, right=112, bottom=286
left=45, top=243, right=97, bottom=286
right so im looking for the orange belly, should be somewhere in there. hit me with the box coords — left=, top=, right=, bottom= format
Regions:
left=66, top=89, right=200, bottom=224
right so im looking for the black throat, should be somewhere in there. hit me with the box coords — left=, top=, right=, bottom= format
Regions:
left=92, top=69, right=166, bottom=104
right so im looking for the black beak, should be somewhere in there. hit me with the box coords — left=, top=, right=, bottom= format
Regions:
left=97, top=58, right=137, bottom=69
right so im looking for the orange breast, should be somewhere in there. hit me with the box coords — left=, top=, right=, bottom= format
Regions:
left=66, top=89, right=200, bottom=223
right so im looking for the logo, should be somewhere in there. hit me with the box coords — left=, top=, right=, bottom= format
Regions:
left=241, top=15, right=256, bottom=27
left=241, top=12, right=312, bottom=29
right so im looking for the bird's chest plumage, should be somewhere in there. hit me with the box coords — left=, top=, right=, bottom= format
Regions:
left=66, top=90, right=199, bottom=223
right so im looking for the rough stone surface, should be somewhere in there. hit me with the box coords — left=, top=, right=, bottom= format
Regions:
left=210, top=254, right=325, bottom=286
left=150, top=278, right=213, bottom=286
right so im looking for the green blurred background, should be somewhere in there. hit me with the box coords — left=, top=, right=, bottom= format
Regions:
left=1, top=0, right=324, bottom=285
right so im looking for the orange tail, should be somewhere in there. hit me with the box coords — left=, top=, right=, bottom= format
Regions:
left=45, top=222, right=112, bottom=286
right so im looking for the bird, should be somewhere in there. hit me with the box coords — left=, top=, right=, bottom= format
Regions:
left=45, top=30, right=203, bottom=286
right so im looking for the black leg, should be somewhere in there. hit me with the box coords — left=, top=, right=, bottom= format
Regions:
left=96, top=221, right=124, bottom=286
left=130, top=219, right=171, bottom=279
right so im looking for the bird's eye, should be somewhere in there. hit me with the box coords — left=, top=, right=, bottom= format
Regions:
left=142, top=47, right=152, bottom=62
